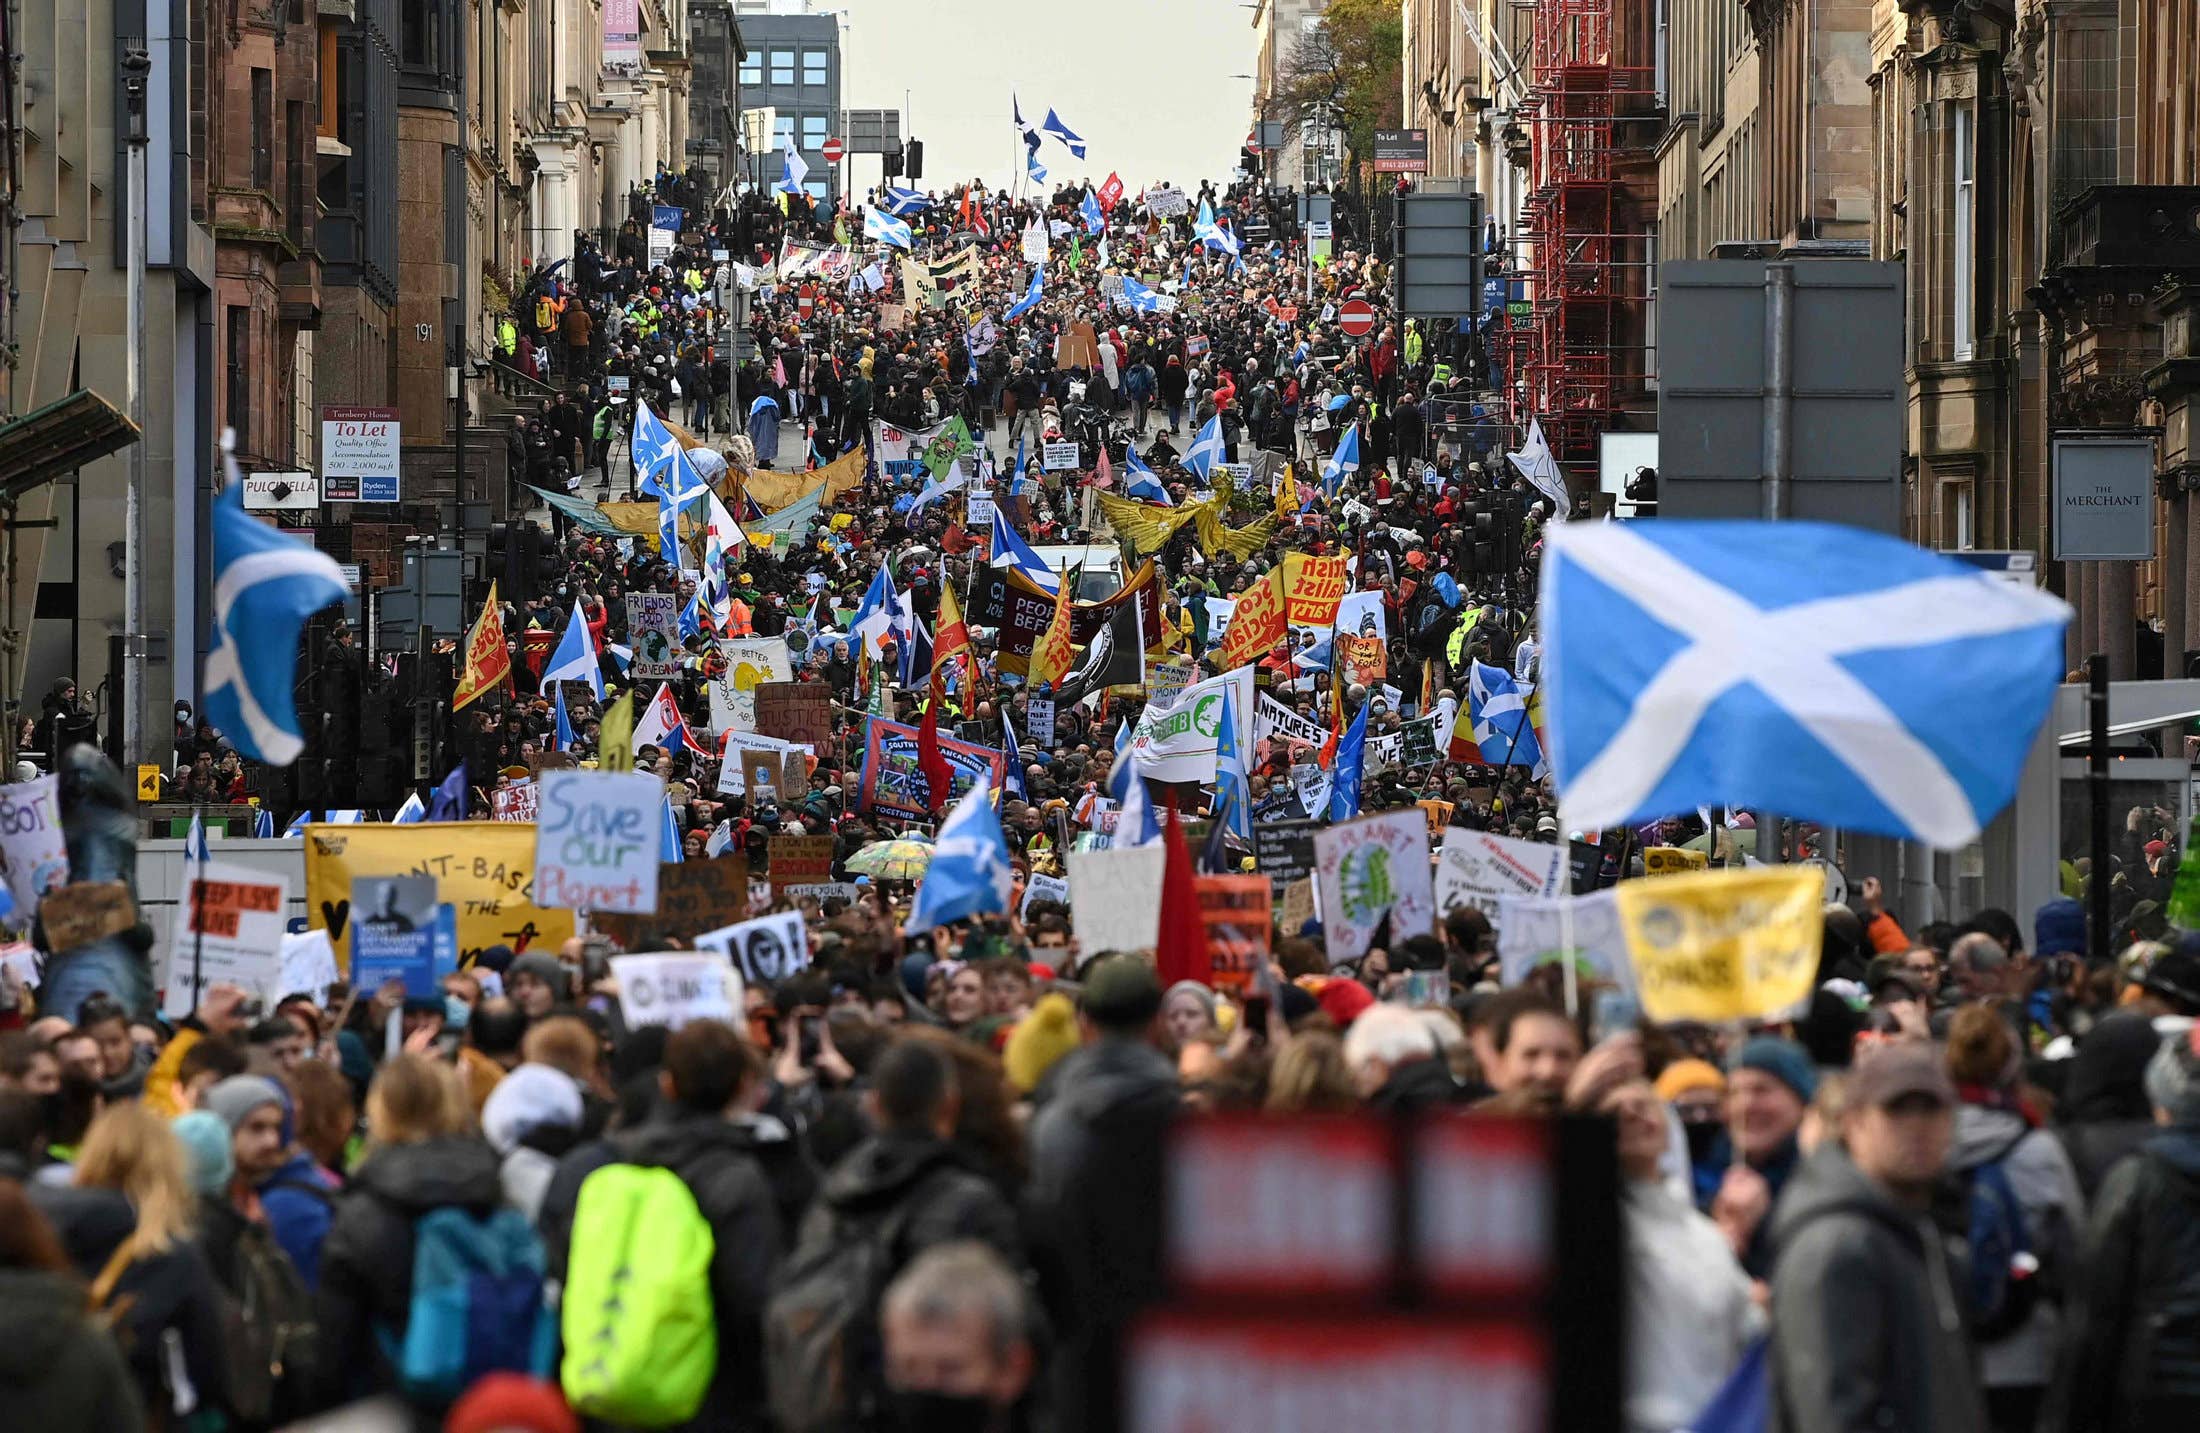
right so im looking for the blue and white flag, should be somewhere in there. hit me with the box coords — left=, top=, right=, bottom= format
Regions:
left=186, top=809, right=211, bottom=863
left=1193, top=199, right=1241, bottom=258
left=988, top=507, right=1062, bottom=593
left=905, top=776, right=1017, bottom=934
left=639, top=445, right=709, bottom=566
left=777, top=132, right=809, bottom=195
left=253, top=808, right=275, bottom=840
left=705, top=820, right=733, bottom=858
left=1124, top=447, right=1173, bottom=505
left=1004, top=265, right=1045, bottom=322
left=1002, top=713, right=1027, bottom=800
left=911, top=459, right=970, bottom=514
left=897, top=612, right=935, bottom=690
left=426, top=763, right=468, bottom=822
left=863, top=205, right=914, bottom=251
left=1041, top=108, right=1088, bottom=159
left=1466, top=660, right=1546, bottom=775
left=883, top=185, right=929, bottom=219
left=542, top=599, right=604, bottom=699
left=850, top=562, right=902, bottom=655
left=1213, top=687, right=1252, bottom=842
left=1012, top=94, right=1042, bottom=157
left=552, top=681, right=576, bottom=750
left=630, top=402, right=684, bottom=490
left=284, top=810, right=312, bottom=837
left=201, top=449, right=351, bottom=766
left=391, top=792, right=426, bottom=824
left=1541, top=521, right=2071, bottom=846
left=1079, top=192, right=1105, bottom=235
left=1026, top=150, right=1049, bottom=185
left=1181, top=416, right=1226, bottom=481
left=1116, top=276, right=1173, bottom=315
left=1320, top=423, right=1361, bottom=497
left=1108, top=719, right=1161, bottom=848
left=1329, top=698, right=1372, bottom=822
left=661, top=796, right=685, bottom=864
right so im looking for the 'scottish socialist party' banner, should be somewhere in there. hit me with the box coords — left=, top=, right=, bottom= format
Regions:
left=858, top=718, right=1008, bottom=820
left=304, top=823, right=575, bottom=972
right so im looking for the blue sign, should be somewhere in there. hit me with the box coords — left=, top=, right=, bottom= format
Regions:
left=654, top=204, right=684, bottom=233
left=358, top=473, right=399, bottom=503
left=352, top=902, right=459, bottom=999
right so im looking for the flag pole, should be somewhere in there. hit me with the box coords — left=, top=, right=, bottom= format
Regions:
left=187, top=803, right=207, bottom=1018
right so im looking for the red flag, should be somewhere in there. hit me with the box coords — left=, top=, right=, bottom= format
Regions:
left=917, top=689, right=953, bottom=814
left=1155, top=792, right=1207, bottom=988
left=1098, top=172, right=1124, bottom=211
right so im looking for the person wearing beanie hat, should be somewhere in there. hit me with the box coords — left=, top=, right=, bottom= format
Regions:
left=1700, top=1038, right=1815, bottom=1277
left=207, top=1073, right=339, bottom=1287
left=1161, top=981, right=1219, bottom=1051
left=444, top=1372, right=579, bottom=1433
left=505, top=953, right=570, bottom=1019
left=1315, top=976, right=1375, bottom=1031
left=1004, top=992, right=1081, bottom=1094
left=172, top=1109, right=235, bottom=1198
left=1654, top=1057, right=1727, bottom=1111
left=481, top=1064, right=586, bottom=1224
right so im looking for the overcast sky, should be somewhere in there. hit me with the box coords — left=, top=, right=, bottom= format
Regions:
left=821, top=0, right=1259, bottom=194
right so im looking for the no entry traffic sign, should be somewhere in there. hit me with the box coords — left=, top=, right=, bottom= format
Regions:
left=821, top=137, right=844, bottom=164
left=1337, top=298, right=1376, bottom=338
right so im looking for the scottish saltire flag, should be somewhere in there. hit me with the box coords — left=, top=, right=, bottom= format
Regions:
left=185, top=809, right=210, bottom=864
left=679, top=588, right=705, bottom=640
left=863, top=205, right=914, bottom=251
left=883, top=185, right=928, bottom=219
left=552, top=681, right=575, bottom=750
left=326, top=809, right=366, bottom=825
left=1027, top=150, right=1049, bottom=184
left=1213, top=688, right=1252, bottom=842
left=912, top=459, right=970, bottom=513
left=1042, top=109, right=1088, bottom=159
left=661, top=797, right=685, bottom=864
left=1182, top=416, right=1226, bottom=481
left=1193, top=199, right=1241, bottom=258
left=1116, top=276, right=1172, bottom=314
left=777, top=133, right=809, bottom=194
left=253, top=808, right=275, bottom=839
left=1012, top=94, right=1042, bottom=157
left=641, top=446, right=710, bottom=566
left=1108, top=720, right=1161, bottom=848
left=543, top=599, right=604, bottom=698
left=426, top=762, right=469, bottom=821
left=284, top=810, right=312, bottom=837
left=850, top=563, right=901, bottom=655
left=1329, top=697, right=1371, bottom=821
left=897, top=613, right=935, bottom=690
left=201, top=463, right=351, bottom=766
left=1124, top=447, right=1173, bottom=505
left=1002, top=712, right=1027, bottom=800
left=705, top=820, right=733, bottom=858
left=1321, top=423, right=1361, bottom=496
left=905, top=776, right=1017, bottom=934
left=989, top=507, right=1062, bottom=593
left=1460, top=660, right=1546, bottom=774
left=1541, top=521, right=2071, bottom=846
left=391, top=792, right=426, bottom=824
left=630, top=403, right=683, bottom=489
left=1005, top=265, right=1045, bottom=322
left=1079, top=193, right=1106, bottom=234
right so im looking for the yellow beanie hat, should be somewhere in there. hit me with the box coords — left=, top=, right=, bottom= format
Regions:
left=1003, top=992, right=1081, bottom=1093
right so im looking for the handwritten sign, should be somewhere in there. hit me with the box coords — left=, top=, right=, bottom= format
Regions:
left=612, top=952, right=742, bottom=1030
left=304, top=822, right=574, bottom=971
left=1196, top=874, right=1272, bottom=990
left=712, top=637, right=794, bottom=733
left=627, top=593, right=681, bottom=679
left=1313, top=811, right=1435, bottom=965
left=534, top=771, right=664, bottom=913
left=1436, top=830, right=1566, bottom=921
left=0, top=775, right=69, bottom=919
left=755, top=682, right=834, bottom=751
left=39, top=881, right=138, bottom=951
left=696, top=910, right=810, bottom=983
left=769, top=834, right=837, bottom=896
left=1148, top=661, right=1196, bottom=709
left=1025, top=697, right=1056, bottom=747
left=492, top=780, right=539, bottom=822
left=163, top=862, right=289, bottom=1016
left=1043, top=441, right=1082, bottom=471
left=275, top=929, right=341, bottom=1002
left=594, top=857, right=749, bottom=947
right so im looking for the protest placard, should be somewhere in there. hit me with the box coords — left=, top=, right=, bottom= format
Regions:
left=741, top=749, right=806, bottom=806
left=1417, top=799, right=1454, bottom=841
left=1279, top=877, right=1316, bottom=937
left=1020, top=872, right=1070, bottom=916
left=1146, top=185, right=1189, bottom=217
left=1067, top=846, right=1166, bottom=954
left=1024, top=697, right=1056, bottom=747
left=1252, top=819, right=1321, bottom=898
left=627, top=593, right=681, bottom=679
left=492, top=780, right=539, bottom=822
left=1641, top=846, right=1709, bottom=877
left=858, top=717, right=1006, bottom=820
left=966, top=493, right=997, bottom=530
left=770, top=834, right=837, bottom=896
left=710, top=636, right=793, bottom=733
left=1494, top=890, right=1633, bottom=994
left=1196, top=875, right=1272, bottom=990
left=304, top=821, right=575, bottom=971
left=1612, top=866, right=1825, bottom=1022
left=696, top=910, right=810, bottom=983
left=1042, top=440, right=1082, bottom=471
left=593, top=857, right=749, bottom=947
left=276, top=929, right=341, bottom=1002
left=349, top=875, right=459, bottom=998
left=783, top=881, right=861, bottom=908
left=39, top=881, right=138, bottom=951
left=612, top=952, right=742, bottom=1030
left=1436, top=830, right=1567, bottom=920
left=0, top=774, right=69, bottom=918
left=754, top=682, right=834, bottom=751
left=534, top=771, right=664, bottom=913
left=163, top=862, right=290, bottom=1016
left=1147, top=661, right=1195, bottom=709
left=1313, top=811, right=1436, bottom=965
left=717, top=732, right=807, bottom=795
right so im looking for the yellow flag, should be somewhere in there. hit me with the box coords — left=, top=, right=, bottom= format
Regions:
left=598, top=689, right=636, bottom=773
left=1276, top=463, right=1300, bottom=521
left=1612, top=866, right=1827, bottom=1022
left=452, top=581, right=510, bottom=712
left=1027, top=570, right=1078, bottom=690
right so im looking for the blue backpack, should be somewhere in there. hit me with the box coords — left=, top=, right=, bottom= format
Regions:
left=390, top=1207, right=557, bottom=1403
left=1948, top=1131, right=2044, bottom=1340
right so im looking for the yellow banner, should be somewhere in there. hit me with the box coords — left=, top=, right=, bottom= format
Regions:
left=737, top=443, right=867, bottom=513
left=1281, top=553, right=1349, bottom=627
left=452, top=581, right=510, bottom=712
left=303, top=823, right=577, bottom=973
left=1613, top=866, right=1826, bottom=1023
left=1212, top=569, right=1288, bottom=670
left=1642, top=846, right=1709, bottom=877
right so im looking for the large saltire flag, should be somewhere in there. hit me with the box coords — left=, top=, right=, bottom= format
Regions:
left=905, top=775, right=1016, bottom=934
left=452, top=580, right=511, bottom=712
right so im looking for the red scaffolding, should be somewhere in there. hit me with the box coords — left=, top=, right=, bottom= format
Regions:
left=1499, top=0, right=1651, bottom=479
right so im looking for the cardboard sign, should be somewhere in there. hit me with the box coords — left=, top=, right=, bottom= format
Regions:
left=1642, top=846, right=1709, bottom=878
left=1042, top=441, right=1082, bottom=471
left=1436, top=830, right=1567, bottom=920
left=782, top=881, right=861, bottom=908
left=754, top=682, right=834, bottom=751
left=492, top=780, right=539, bottom=822
left=534, top=771, right=664, bottom=913
left=1148, top=660, right=1196, bottom=709
left=1025, top=697, right=1057, bottom=747
left=741, top=750, right=805, bottom=807
left=770, top=834, right=837, bottom=895
left=717, top=732, right=807, bottom=796
left=1067, top=845, right=1166, bottom=955
left=627, top=593, right=682, bottom=679
left=163, top=862, right=290, bottom=1016
left=711, top=636, right=794, bottom=733
left=696, top=910, right=810, bottom=983
left=1146, top=185, right=1189, bottom=217
left=1613, top=866, right=1826, bottom=1022
left=1313, top=811, right=1436, bottom=965
left=1496, top=889, right=1633, bottom=994
left=350, top=875, right=458, bottom=999
left=304, top=822, right=575, bottom=970
left=0, top=775, right=69, bottom=919
left=1020, top=872, right=1071, bottom=916
left=1417, top=799, right=1454, bottom=841
left=1196, top=874, right=1272, bottom=990
left=612, top=951, right=742, bottom=1030
left=1280, top=876, right=1316, bottom=937
left=967, top=494, right=998, bottom=531
left=38, top=881, right=138, bottom=952
left=594, top=857, right=750, bottom=947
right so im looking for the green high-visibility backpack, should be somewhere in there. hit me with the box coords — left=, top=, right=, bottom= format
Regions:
left=560, top=1164, right=718, bottom=1426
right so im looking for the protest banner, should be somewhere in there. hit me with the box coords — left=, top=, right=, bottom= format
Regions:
left=1020, top=872, right=1070, bottom=916
left=349, top=875, right=458, bottom=998
left=967, top=493, right=998, bottom=531
left=1313, top=811, right=1436, bottom=965
left=1417, top=799, right=1454, bottom=841
left=1252, top=819, right=1321, bottom=898
left=783, top=881, right=861, bottom=908
left=491, top=780, right=539, bottom=822
left=710, top=636, right=793, bottom=733
left=627, top=593, right=681, bottom=679
left=1025, top=697, right=1056, bottom=747
left=163, top=862, right=290, bottom=1016
left=304, top=822, right=575, bottom=971
left=39, top=881, right=138, bottom=951
left=593, top=857, right=750, bottom=947
left=1642, top=846, right=1709, bottom=878
left=717, top=732, right=807, bottom=795
left=534, top=771, right=664, bottom=913
left=1196, top=874, right=1272, bottom=990
left=1147, top=660, right=1195, bottom=709
left=1281, top=553, right=1349, bottom=628
left=0, top=774, right=68, bottom=918
left=770, top=834, right=837, bottom=897
left=1128, top=666, right=1257, bottom=784
left=858, top=717, right=1007, bottom=820
left=1279, top=877, right=1317, bottom=937
left=1210, top=563, right=1289, bottom=669
left=696, top=910, right=811, bottom=983
left=276, top=929, right=341, bottom=1002
left=1437, top=830, right=1568, bottom=920
left=1612, top=866, right=1825, bottom=1023
left=1145, top=185, right=1189, bottom=217
left=1043, top=441, right=1082, bottom=471
left=1067, top=845, right=1166, bottom=954
left=1255, top=694, right=1325, bottom=749
left=1494, top=890, right=1632, bottom=994
left=754, top=682, right=834, bottom=751
left=611, top=951, right=742, bottom=1030
left=970, top=560, right=1164, bottom=674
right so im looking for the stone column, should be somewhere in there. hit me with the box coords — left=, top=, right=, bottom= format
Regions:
left=2170, top=487, right=2192, bottom=667
left=2101, top=558, right=2138, bottom=679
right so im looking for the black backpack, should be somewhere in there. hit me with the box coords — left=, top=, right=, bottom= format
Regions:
left=764, top=1196, right=924, bottom=1433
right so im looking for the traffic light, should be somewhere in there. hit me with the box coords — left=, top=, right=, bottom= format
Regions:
left=883, top=145, right=902, bottom=179
left=904, top=138, right=923, bottom=180
left=1455, top=498, right=1483, bottom=573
